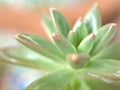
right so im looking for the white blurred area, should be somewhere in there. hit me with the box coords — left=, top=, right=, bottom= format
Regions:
left=0, top=29, right=18, bottom=48
left=0, top=0, right=77, bottom=10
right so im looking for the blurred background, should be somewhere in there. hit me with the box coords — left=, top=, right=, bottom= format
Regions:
left=0, top=0, right=120, bottom=90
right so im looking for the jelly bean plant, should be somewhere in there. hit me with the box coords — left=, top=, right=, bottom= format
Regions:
left=0, top=4, right=120, bottom=90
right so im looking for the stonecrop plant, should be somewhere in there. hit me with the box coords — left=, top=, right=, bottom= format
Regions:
left=0, top=4, right=120, bottom=90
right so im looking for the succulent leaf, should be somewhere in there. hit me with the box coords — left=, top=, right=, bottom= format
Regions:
left=82, top=59, right=120, bottom=90
left=78, top=33, right=96, bottom=54
left=84, top=3, right=102, bottom=33
left=91, top=23, right=116, bottom=55
left=26, top=69, right=75, bottom=90
left=68, top=31, right=78, bottom=47
left=83, top=73, right=120, bottom=90
left=78, top=79, right=91, bottom=90
left=52, top=32, right=77, bottom=55
left=85, top=59, right=120, bottom=72
left=50, top=8, right=70, bottom=38
left=0, top=46, right=61, bottom=70
left=15, top=33, right=65, bottom=62
left=42, top=15, right=55, bottom=38
left=92, top=42, right=120, bottom=60
left=68, top=18, right=88, bottom=47
left=63, top=78, right=90, bottom=90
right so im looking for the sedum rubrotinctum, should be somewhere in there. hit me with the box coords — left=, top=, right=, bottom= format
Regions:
left=0, top=4, right=120, bottom=90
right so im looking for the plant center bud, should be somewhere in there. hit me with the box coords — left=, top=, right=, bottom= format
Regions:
left=67, top=54, right=90, bottom=69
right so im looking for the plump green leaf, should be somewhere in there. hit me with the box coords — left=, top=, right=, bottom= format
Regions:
left=83, top=74, right=120, bottom=90
left=85, top=59, right=120, bottom=72
left=92, top=42, right=120, bottom=60
left=52, top=32, right=77, bottom=55
left=0, top=46, right=62, bottom=70
left=78, top=79, right=91, bottom=90
left=68, top=31, right=77, bottom=47
left=84, top=3, right=102, bottom=33
left=26, top=69, right=75, bottom=90
left=81, top=59, right=120, bottom=90
left=91, top=23, right=116, bottom=55
left=50, top=8, right=70, bottom=38
left=15, top=34, right=65, bottom=62
left=63, top=77, right=91, bottom=90
left=42, top=15, right=55, bottom=38
left=68, top=18, right=88, bottom=47
left=78, top=33, right=96, bottom=54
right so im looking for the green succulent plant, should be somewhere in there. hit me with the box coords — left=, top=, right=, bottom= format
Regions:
left=0, top=3, right=120, bottom=90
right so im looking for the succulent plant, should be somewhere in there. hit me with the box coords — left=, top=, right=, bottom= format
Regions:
left=0, top=3, right=120, bottom=90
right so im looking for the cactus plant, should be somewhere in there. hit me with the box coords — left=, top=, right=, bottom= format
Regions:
left=0, top=3, right=120, bottom=90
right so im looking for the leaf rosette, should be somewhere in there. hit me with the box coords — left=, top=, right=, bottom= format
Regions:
left=0, top=3, right=120, bottom=90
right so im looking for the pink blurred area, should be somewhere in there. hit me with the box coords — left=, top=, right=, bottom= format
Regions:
left=0, top=0, right=119, bottom=39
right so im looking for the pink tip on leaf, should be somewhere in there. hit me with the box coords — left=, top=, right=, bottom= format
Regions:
left=91, top=33, right=96, bottom=38
left=111, top=23, right=117, bottom=30
left=52, top=32, right=59, bottom=39
left=50, top=7, right=56, bottom=13
left=52, top=32, right=63, bottom=42
left=69, top=30, right=75, bottom=36
left=68, top=54, right=80, bottom=64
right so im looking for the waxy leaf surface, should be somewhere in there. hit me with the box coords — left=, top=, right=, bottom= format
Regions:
left=26, top=69, right=75, bottom=90
left=0, top=46, right=61, bottom=70
left=16, top=34, right=65, bottom=62
left=50, top=8, right=70, bottom=38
